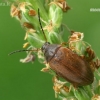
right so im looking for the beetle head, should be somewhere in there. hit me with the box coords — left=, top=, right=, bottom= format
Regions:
left=41, top=42, right=61, bottom=62
left=41, top=42, right=50, bottom=54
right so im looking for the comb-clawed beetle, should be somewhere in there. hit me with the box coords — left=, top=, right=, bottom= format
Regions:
left=41, top=42, right=94, bottom=87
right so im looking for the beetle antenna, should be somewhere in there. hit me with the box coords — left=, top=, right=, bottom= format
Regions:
left=8, top=49, right=39, bottom=55
left=38, top=8, right=47, bottom=42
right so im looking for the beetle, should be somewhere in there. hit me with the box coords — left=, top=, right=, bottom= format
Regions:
left=41, top=42, right=93, bottom=87
left=9, top=8, right=94, bottom=87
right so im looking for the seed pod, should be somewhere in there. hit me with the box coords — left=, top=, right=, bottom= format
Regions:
left=23, top=22, right=34, bottom=29
left=29, top=10, right=37, bottom=16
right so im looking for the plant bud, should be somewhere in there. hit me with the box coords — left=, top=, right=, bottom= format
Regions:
left=49, top=4, right=63, bottom=28
left=49, top=31, right=63, bottom=44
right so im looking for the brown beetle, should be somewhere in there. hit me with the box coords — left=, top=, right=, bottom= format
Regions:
left=41, top=42, right=94, bottom=87
left=9, top=9, right=94, bottom=87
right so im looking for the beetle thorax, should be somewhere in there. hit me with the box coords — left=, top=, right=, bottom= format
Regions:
left=41, top=42, right=61, bottom=62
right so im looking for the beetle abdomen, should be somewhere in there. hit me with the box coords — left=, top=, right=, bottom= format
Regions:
left=49, top=47, right=94, bottom=86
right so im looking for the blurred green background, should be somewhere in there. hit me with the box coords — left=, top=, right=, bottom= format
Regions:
left=0, top=0, right=100, bottom=100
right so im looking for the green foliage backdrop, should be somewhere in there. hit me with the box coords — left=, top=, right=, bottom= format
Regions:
left=0, top=0, right=100, bottom=100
